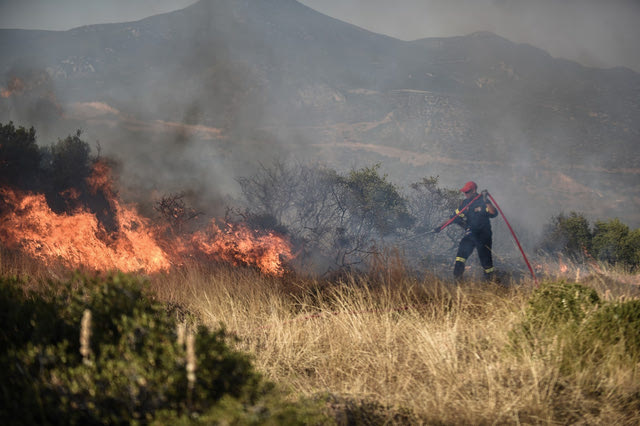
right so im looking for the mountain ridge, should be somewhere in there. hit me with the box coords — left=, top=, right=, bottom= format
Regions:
left=1, top=0, right=639, bottom=227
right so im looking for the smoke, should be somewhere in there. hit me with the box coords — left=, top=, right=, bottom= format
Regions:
left=1, top=0, right=639, bottom=256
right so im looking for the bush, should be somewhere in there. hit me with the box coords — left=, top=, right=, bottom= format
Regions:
left=592, top=219, right=640, bottom=268
left=539, top=213, right=640, bottom=269
left=334, top=164, right=414, bottom=237
left=511, top=281, right=640, bottom=375
left=522, top=281, right=600, bottom=331
left=538, top=212, right=592, bottom=260
left=510, top=281, right=601, bottom=357
left=0, top=121, right=41, bottom=189
left=238, top=162, right=416, bottom=270
left=580, top=299, right=640, bottom=363
left=0, top=273, right=328, bottom=425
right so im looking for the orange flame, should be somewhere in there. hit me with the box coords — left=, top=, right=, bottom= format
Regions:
left=558, top=254, right=569, bottom=274
left=0, top=77, right=25, bottom=98
left=190, top=220, right=294, bottom=276
left=87, top=159, right=115, bottom=197
left=0, top=188, right=170, bottom=273
left=0, top=162, right=294, bottom=275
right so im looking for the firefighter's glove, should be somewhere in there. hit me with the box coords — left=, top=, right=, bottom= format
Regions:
left=481, top=189, right=489, bottom=201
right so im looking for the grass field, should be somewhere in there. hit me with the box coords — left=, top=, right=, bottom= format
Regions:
left=147, top=258, right=639, bottom=424
left=3, top=248, right=639, bottom=424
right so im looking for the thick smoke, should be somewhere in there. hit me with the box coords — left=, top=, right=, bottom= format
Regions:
left=1, top=0, right=638, bottom=256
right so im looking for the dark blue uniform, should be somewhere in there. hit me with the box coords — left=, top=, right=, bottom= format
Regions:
left=452, top=195, right=498, bottom=281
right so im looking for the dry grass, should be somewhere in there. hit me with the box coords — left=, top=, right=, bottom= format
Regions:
left=7, top=251, right=639, bottom=424
left=149, top=262, right=639, bottom=424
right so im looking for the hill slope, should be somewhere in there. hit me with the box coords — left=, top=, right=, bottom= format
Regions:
left=1, top=0, right=639, bottom=227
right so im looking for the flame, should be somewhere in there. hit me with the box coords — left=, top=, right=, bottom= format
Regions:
left=0, top=188, right=171, bottom=273
left=0, top=162, right=294, bottom=275
left=558, top=254, right=569, bottom=274
left=190, top=220, right=294, bottom=276
left=87, top=159, right=115, bottom=197
left=0, top=77, right=25, bottom=98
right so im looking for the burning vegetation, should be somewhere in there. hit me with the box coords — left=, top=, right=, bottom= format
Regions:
left=2, top=121, right=639, bottom=280
left=0, top=122, right=294, bottom=275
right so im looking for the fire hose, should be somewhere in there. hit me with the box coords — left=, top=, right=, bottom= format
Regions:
left=435, top=193, right=483, bottom=232
left=436, top=192, right=538, bottom=285
left=487, top=193, right=538, bottom=285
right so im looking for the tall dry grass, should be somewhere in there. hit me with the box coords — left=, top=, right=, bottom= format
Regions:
left=6, top=248, right=638, bottom=424
left=149, top=262, right=640, bottom=424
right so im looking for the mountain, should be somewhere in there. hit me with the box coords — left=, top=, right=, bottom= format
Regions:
left=1, top=0, right=639, bottom=228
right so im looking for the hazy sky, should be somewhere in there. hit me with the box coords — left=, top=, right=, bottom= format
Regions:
left=0, top=0, right=639, bottom=73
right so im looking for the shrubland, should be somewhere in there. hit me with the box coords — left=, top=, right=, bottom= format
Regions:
left=1, top=121, right=639, bottom=424
left=1, top=254, right=639, bottom=424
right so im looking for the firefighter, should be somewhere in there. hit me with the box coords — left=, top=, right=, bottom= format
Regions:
left=439, top=181, right=498, bottom=282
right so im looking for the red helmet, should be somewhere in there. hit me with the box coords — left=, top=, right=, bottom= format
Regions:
left=460, top=181, right=477, bottom=193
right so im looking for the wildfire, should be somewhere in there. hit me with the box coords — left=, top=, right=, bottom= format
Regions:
left=0, top=76, right=25, bottom=98
left=190, top=220, right=294, bottom=276
left=558, top=255, right=569, bottom=274
left=0, top=162, right=294, bottom=275
left=0, top=187, right=171, bottom=273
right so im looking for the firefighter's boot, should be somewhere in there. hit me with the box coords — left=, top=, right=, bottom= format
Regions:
left=483, top=267, right=495, bottom=282
left=453, top=257, right=466, bottom=283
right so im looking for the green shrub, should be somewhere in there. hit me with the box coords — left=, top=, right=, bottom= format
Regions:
left=511, top=281, right=640, bottom=376
left=42, top=130, right=92, bottom=192
left=334, top=164, right=414, bottom=237
left=509, top=281, right=601, bottom=361
left=539, top=213, right=640, bottom=269
left=538, top=212, right=592, bottom=260
left=592, top=219, right=640, bottom=268
left=522, top=281, right=600, bottom=332
left=580, top=299, right=640, bottom=363
left=0, top=121, right=41, bottom=189
left=0, top=273, right=328, bottom=425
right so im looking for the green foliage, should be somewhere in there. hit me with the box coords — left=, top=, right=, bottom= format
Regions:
left=518, top=281, right=600, bottom=338
left=0, top=122, right=94, bottom=196
left=0, top=121, right=41, bottom=189
left=579, top=300, right=640, bottom=363
left=512, top=281, right=640, bottom=376
left=592, top=219, right=640, bottom=267
left=334, top=164, right=414, bottom=236
left=0, top=274, right=328, bottom=425
left=41, top=130, right=93, bottom=193
left=539, top=213, right=640, bottom=269
left=539, top=212, right=592, bottom=260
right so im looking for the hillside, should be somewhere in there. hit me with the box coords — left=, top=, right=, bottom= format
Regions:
left=1, top=0, right=639, bottom=227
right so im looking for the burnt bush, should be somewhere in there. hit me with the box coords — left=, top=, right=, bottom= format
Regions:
left=237, top=162, right=457, bottom=274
